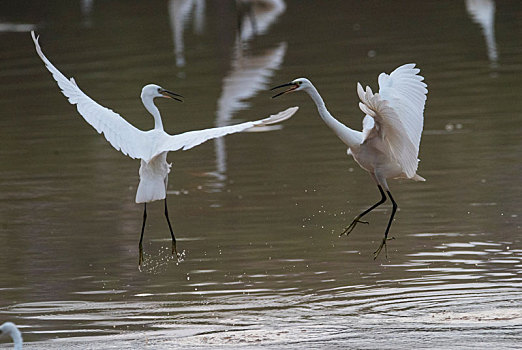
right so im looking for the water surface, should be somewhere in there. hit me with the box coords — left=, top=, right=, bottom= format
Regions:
left=0, top=0, right=521, bottom=348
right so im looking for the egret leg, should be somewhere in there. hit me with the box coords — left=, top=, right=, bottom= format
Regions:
left=340, top=185, right=386, bottom=237
left=164, top=199, right=178, bottom=256
left=139, top=203, right=147, bottom=266
left=373, top=191, right=397, bottom=259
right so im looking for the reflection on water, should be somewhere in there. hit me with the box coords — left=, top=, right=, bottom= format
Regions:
left=216, top=42, right=287, bottom=122
left=211, top=42, right=287, bottom=191
left=4, top=238, right=521, bottom=348
left=80, top=0, right=95, bottom=27
left=169, top=0, right=206, bottom=70
left=236, top=0, right=286, bottom=42
left=466, top=0, right=498, bottom=67
left=211, top=0, right=287, bottom=192
left=168, top=0, right=287, bottom=192
left=0, top=22, right=36, bottom=33
left=0, top=0, right=521, bottom=349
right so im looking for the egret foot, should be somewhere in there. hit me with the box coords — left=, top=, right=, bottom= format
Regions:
left=373, top=236, right=395, bottom=259
left=340, top=217, right=369, bottom=237
left=373, top=239, right=387, bottom=259
left=340, top=185, right=387, bottom=237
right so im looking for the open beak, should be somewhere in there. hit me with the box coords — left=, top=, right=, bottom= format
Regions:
left=271, top=82, right=298, bottom=98
left=160, top=89, right=183, bottom=102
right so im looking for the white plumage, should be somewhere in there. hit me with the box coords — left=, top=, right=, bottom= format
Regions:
left=0, top=322, right=22, bottom=350
left=357, top=63, right=427, bottom=179
left=32, top=31, right=298, bottom=263
left=272, top=63, right=428, bottom=257
left=32, top=31, right=297, bottom=202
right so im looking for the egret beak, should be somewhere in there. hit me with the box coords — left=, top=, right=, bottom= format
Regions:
left=271, top=82, right=299, bottom=98
left=160, top=89, right=183, bottom=102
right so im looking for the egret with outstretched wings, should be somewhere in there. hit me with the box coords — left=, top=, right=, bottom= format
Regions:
left=32, top=32, right=298, bottom=264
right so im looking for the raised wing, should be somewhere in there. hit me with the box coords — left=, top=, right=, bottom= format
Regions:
left=154, top=107, right=298, bottom=154
left=32, top=31, right=150, bottom=160
left=358, top=63, right=428, bottom=178
left=378, top=63, right=428, bottom=152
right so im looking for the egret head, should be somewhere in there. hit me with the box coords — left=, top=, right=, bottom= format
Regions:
left=141, top=84, right=183, bottom=102
left=271, top=78, right=312, bottom=98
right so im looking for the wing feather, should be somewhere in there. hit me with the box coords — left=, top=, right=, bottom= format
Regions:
left=32, top=31, right=150, bottom=160
left=156, top=107, right=298, bottom=153
left=358, top=63, right=428, bottom=178
left=377, top=63, right=428, bottom=151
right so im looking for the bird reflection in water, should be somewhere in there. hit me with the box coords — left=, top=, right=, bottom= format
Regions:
left=210, top=0, right=288, bottom=192
left=167, top=0, right=288, bottom=194
left=81, top=0, right=94, bottom=27
left=465, top=0, right=498, bottom=69
left=236, top=0, right=286, bottom=42
left=0, top=17, right=36, bottom=32
left=168, top=0, right=206, bottom=72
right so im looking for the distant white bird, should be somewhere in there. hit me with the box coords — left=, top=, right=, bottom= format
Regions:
left=31, top=31, right=298, bottom=264
left=0, top=322, right=22, bottom=350
left=272, top=64, right=427, bottom=258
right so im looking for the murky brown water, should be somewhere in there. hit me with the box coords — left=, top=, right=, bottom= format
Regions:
left=1, top=0, right=521, bottom=348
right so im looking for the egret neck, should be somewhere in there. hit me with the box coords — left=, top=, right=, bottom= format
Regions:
left=304, top=84, right=363, bottom=150
left=142, top=95, right=164, bottom=130
left=0, top=322, right=23, bottom=350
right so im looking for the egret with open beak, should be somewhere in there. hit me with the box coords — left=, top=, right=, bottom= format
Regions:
left=32, top=31, right=299, bottom=266
left=271, top=80, right=302, bottom=98
left=159, top=88, right=183, bottom=102
left=269, top=65, right=428, bottom=259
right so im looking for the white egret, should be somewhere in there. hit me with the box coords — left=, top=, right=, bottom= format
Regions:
left=31, top=31, right=298, bottom=264
left=272, top=64, right=427, bottom=258
left=0, top=322, right=22, bottom=350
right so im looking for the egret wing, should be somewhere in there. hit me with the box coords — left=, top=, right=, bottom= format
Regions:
left=357, top=63, right=427, bottom=178
left=360, top=115, right=376, bottom=142
left=32, top=31, right=150, bottom=160
left=155, top=107, right=298, bottom=154
left=378, top=63, right=427, bottom=152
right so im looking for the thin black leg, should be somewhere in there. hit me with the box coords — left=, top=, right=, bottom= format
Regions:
left=139, top=203, right=147, bottom=265
left=164, top=199, right=178, bottom=256
left=374, top=190, right=398, bottom=259
left=340, top=185, right=387, bottom=236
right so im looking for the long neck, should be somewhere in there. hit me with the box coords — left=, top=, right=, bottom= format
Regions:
left=142, top=96, right=164, bottom=130
left=305, top=85, right=362, bottom=149
left=11, top=331, right=22, bottom=350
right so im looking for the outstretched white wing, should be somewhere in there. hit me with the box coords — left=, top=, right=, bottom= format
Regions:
left=358, top=63, right=428, bottom=178
left=32, top=31, right=150, bottom=160
left=154, top=107, right=298, bottom=154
